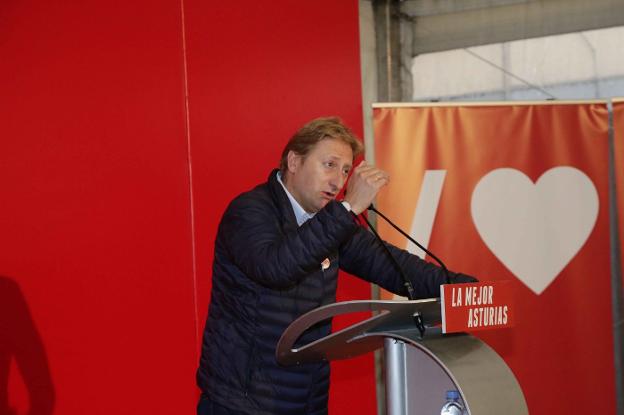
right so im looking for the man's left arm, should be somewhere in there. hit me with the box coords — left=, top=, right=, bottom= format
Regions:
left=339, top=161, right=476, bottom=297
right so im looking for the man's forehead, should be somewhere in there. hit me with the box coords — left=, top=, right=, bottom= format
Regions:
left=326, top=153, right=351, bottom=160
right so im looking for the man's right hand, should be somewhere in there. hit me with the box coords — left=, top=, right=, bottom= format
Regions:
left=450, top=273, right=479, bottom=284
left=344, top=160, right=390, bottom=215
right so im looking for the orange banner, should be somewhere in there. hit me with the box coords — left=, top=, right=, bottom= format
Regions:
left=373, top=103, right=614, bottom=414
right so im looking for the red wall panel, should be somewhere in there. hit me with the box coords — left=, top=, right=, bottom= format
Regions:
left=183, top=1, right=376, bottom=413
left=0, top=1, right=197, bottom=414
left=1, top=1, right=371, bottom=413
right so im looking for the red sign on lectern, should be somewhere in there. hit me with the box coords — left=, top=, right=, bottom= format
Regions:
left=440, top=281, right=515, bottom=334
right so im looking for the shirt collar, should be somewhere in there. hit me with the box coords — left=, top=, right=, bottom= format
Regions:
left=276, top=171, right=315, bottom=226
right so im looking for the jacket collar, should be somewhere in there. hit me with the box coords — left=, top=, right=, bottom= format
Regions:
left=267, top=169, right=299, bottom=229
left=276, top=171, right=315, bottom=226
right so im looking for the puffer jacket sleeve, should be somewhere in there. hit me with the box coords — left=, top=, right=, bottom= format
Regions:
left=220, top=196, right=358, bottom=289
left=339, top=226, right=452, bottom=299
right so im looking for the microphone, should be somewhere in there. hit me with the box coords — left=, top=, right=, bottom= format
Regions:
left=367, top=204, right=452, bottom=285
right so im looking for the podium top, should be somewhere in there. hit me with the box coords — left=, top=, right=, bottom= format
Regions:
left=276, top=298, right=443, bottom=366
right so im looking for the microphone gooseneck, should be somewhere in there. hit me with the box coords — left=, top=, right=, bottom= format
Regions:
left=368, top=204, right=451, bottom=285
left=356, top=212, right=417, bottom=301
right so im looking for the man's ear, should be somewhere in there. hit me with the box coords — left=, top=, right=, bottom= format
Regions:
left=287, top=150, right=300, bottom=173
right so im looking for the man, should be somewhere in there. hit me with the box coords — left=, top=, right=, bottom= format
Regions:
left=197, top=117, right=476, bottom=415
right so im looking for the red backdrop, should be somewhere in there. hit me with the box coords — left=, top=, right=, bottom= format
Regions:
left=0, top=1, right=375, bottom=414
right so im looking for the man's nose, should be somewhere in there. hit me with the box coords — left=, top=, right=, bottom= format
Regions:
left=329, top=169, right=345, bottom=190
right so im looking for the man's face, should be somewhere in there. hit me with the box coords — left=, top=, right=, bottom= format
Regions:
left=285, top=138, right=353, bottom=213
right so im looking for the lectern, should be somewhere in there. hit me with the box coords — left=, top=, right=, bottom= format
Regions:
left=276, top=299, right=528, bottom=415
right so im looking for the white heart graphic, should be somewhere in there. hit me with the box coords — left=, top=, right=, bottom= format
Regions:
left=471, top=167, right=599, bottom=295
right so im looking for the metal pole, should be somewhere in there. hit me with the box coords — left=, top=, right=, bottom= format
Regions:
left=384, top=338, right=408, bottom=415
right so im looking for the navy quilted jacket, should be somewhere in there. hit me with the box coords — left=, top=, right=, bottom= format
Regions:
left=197, top=170, right=453, bottom=414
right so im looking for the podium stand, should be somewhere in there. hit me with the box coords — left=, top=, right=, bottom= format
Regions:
left=276, top=299, right=528, bottom=415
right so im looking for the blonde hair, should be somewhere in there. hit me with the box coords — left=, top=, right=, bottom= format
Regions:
left=279, top=117, right=363, bottom=174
